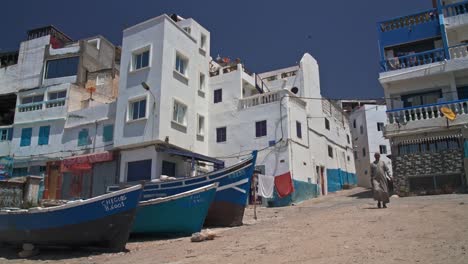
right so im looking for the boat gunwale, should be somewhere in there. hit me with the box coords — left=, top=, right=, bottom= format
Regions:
left=138, top=183, right=219, bottom=207
left=0, top=185, right=142, bottom=215
left=107, top=155, right=254, bottom=193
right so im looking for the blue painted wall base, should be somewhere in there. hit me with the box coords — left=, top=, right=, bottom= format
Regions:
left=327, top=169, right=357, bottom=193
left=266, top=179, right=319, bottom=208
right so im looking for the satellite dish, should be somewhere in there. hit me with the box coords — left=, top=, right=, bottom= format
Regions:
left=440, top=107, right=456, bottom=121
left=291, top=87, right=299, bottom=94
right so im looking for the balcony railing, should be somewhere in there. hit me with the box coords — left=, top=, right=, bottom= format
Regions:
left=442, top=0, right=468, bottom=17
left=18, top=102, right=44, bottom=112
left=239, top=90, right=305, bottom=110
left=381, top=48, right=446, bottom=72
left=45, top=98, right=66, bottom=108
left=386, top=99, right=468, bottom=125
left=379, top=8, right=438, bottom=32
left=449, top=43, right=468, bottom=59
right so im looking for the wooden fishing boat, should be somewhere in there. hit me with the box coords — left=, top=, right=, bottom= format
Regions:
left=0, top=185, right=142, bottom=251
left=132, top=183, right=218, bottom=235
left=108, top=151, right=257, bottom=227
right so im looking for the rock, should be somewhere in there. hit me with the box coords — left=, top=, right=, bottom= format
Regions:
left=391, top=194, right=399, bottom=198
left=22, top=243, right=34, bottom=251
left=202, top=229, right=217, bottom=240
left=18, top=249, right=39, bottom=258
left=191, top=232, right=205, bottom=242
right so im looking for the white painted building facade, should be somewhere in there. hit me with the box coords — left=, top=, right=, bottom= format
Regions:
left=114, top=14, right=356, bottom=204
left=350, top=105, right=391, bottom=188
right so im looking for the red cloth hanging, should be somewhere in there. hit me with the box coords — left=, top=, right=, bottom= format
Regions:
left=274, top=172, right=294, bottom=198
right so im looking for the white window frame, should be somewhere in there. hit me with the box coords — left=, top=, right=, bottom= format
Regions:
left=131, top=45, right=152, bottom=72
left=47, top=90, right=67, bottom=100
left=199, top=72, right=206, bottom=91
left=172, top=99, right=188, bottom=126
left=197, top=114, right=205, bottom=136
left=87, top=38, right=101, bottom=50
left=96, top=74, right=105, bottom=86
left=200, top=34, right=207, bottom=50
left=127, top=95, right=149, bottom=122
left=175, top=51, right=189, bottom=77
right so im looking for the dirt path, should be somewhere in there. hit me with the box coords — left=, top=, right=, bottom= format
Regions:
left=2, top=188, right=468, bottom=264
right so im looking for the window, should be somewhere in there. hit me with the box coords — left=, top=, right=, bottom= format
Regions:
left=377, top=122, right=385, bottom=132
left=214, top=89, right=222, bottom=103
left=255, top=120, right=267, bottom=137
left=103, top=124, right=114, bottom=142
left=48, top=90, right=67, bottom=100
left=129, top=98, right=147, bottom=121
left=197, top=114, right=205, bottom=136
left=328, top=146, right=333, bottom=158
left=347, top=134, right=350, bottom=144
left=45, top=57, right=79, bottom=79
left=199, top=73, right=206, bottom=91
left=216, top=127, right=227, bottom=143
left=347, top=155, right=350, bottom=162
left=183, top=27, right=191, bottom=34
left=354, top=151, right=358, bottom=159
left=132, top=49, right=150, bottom=71
left=325, top=118, right=330, bottom=130
left=379, top=145, right=388, bottom=154
left=127, top=159, right=152, bottom=182
left=353, top=119, right=356, bottom=128
left=200, top=34, right=207, bottom=49
left=22, top=94, right=44, bottom=104
left=360, top=125, right=364, bottom=135
left=296, top=121, right=302, bottom=139
left=87, top=39, right=100, bottom=49
left=172, top=100, right=187, bottom=126
left=362, top=147, right=366, bottom=157
left=38, top=126, right=50, bottom=145
left=96, top=74, right=105, bottom=86
left=78, top=129, right=89, bottom=146
left=162, top=161, right=176, bottom=177
left=175, top=52, right=188, bottom=76
left=13, top=167, right=28, bottom=177
left=20, top=128, right=32, bottom=147
left=0, top=128, right=12, bottom=142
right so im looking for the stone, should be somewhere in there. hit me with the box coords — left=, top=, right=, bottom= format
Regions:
left=22, top=243, right=34, bottom=251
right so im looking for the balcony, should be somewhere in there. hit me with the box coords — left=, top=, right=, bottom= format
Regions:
left=381, top=48, right=446, bottom=72
left=442, top=1, right=468, bottom=17
left=238, top=90, right=306, bottom=110
left=385, top=99, right=468, bottom=136
left=378, top=8, right=440, bottom=48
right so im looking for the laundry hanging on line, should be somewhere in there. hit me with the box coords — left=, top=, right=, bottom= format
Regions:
left=274, top=171, right=294, bottom=198
left=257, top=174, right=275, bottom=198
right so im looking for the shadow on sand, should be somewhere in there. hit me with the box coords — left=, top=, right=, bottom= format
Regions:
left=0, top=245, right=124, bottom=261
left=347, top=189, right=373, bottom=199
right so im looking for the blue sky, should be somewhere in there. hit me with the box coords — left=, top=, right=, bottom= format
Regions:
left=0, top=0, right=430, bottom=99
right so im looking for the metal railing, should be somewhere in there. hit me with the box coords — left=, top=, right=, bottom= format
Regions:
left=45, top=98, right=66, bottom=108
left=379, top=8, right=438, bottom=32
left=386, top=98, right=468, bottom=124
left=238, top=90, right=305, bottom=110
left=18, top=102, right=44, bottom=112
left=381, top=48, right=446, bottom=72
left=442, top=0, right=468, bottom=17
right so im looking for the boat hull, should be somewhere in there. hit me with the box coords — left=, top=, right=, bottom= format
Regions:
left=108, top=151, right=257, bottom=227
left=0, top=186, right=142, bottom=251
left=132, top=184, right=217, bottom=235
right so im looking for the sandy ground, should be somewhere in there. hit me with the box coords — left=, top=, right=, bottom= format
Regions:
left=1, top=187, right=468, bottom=264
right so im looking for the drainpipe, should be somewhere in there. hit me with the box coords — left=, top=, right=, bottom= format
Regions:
left=437, top=0, right=451, bottom=59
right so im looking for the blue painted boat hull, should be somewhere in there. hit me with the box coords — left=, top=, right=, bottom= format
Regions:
left=0, top=185, right=142, bottom=251
left=132, top=183, right=217, bottom=235
left=108, top=151, right=257, bottom=227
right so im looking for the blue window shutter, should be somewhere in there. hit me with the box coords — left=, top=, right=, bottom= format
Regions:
left=78, top=129, right=89, bottom=146
left=38, top=126, right=50, bottom=145
left=20, top=128, right=32, bottom=147
left=103, top=124, right=113, bottom=142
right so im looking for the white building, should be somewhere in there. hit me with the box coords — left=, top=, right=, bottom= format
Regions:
left=114, top=14, right=356, bottom=205
left=0, top=26, right=120, bottom=198
left=377, top=0, right=468, bottom=195
left=350, top=104, right=391, bottom=188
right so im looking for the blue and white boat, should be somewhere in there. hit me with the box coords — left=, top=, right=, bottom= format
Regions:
left=0, top=185, right=142, bottom=251
left=132, top=183, right=218, bottom=235
left=108, top=151, right=257, bottom=227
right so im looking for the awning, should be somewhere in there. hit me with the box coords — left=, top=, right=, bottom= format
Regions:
left=62, top=151, right=114, bottom=170
left=157, top=145, right=224, bottom=168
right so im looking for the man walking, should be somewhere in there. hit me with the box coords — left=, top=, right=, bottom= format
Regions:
left=370, top=152, right=392, bottom=208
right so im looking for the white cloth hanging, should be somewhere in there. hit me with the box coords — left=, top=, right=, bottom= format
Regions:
left=257, top=174, right=275, bottom=198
